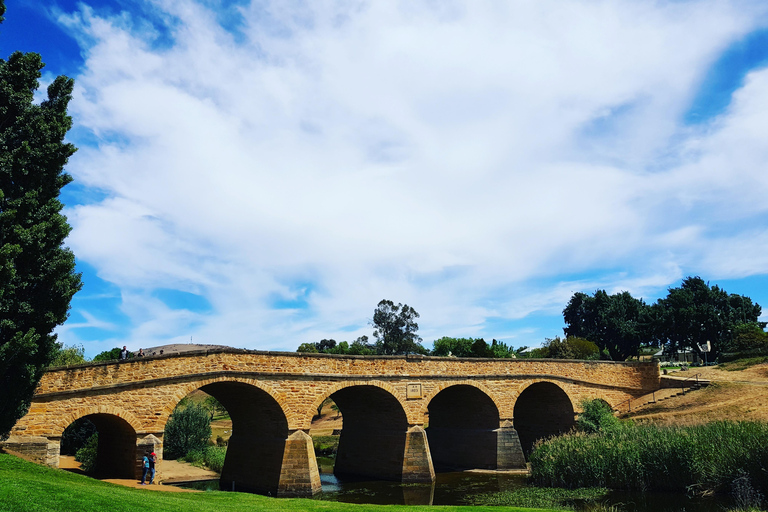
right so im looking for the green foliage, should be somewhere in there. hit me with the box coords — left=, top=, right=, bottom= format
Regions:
left=74, top=432, right=98, bottom=473
left=312, top=435, right=339, bottom=456
left=60, top=417, right=97, bottom=455
left=530, top=420, right=768, bottom=496
left=432, top=337, right=517, bottom=358
left=563, top=290, right=648, bottom=360
left=50, top=343, right=86, bottom=367
left=725, top=323, right=768, bottom=353
left=297, top=336, right=376, bottom=355
left=181, top=445, right=226, bottom=473
left=650, top=276, right=764, bottom=360
left=163, top=402, right=212, bottom=459
left=0, top=7, right=82, bottom=438
left=372, top=299, right=426, bottom=355
left=537, top=337, right=600, bottom=360
left=202, top=395, right=227, bottom=419
left=93, top=347, right=133, bottom=361
left=466, top=486, right=609, bottom=508
left=576, top=399, right=620, bottom=434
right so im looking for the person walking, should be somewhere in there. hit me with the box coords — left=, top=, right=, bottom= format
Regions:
left=148, top=452, right=157, bottom=484
left=119, top=346, right=128, bottom=360
left=140, top=453, right=150, bottom=485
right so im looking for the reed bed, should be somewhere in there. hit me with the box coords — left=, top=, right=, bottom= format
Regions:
left=530, top=420, right=768, bottom=496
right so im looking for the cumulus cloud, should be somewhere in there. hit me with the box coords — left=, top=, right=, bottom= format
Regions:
left=54, top=0, right=768, bottom=352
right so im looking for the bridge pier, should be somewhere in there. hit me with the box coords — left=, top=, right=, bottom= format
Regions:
left=277, top=430, right=321, bottom=497
left=136, top=434, right=163, bottom=480
left=496, top=420, right=527, bottom=470
left=402, top=425, right=435, bottom=483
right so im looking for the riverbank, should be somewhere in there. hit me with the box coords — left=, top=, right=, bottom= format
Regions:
left=0, top=452, right=557, bottom=512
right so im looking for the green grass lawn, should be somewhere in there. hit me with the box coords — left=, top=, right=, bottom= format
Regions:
left=0, top=453, right=557, bottom=512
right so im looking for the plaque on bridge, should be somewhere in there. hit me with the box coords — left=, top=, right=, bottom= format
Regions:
left=407, top=383, right=423, bottom=399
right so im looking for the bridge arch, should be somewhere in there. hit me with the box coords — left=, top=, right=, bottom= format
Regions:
left=156, top=377, right=289, bottom=430
left=513, top=380, right=575, bottom=457
left=161, top=378, right=291, bottom=495
left=425, top=383, right=500, bottom=471
left=312, top=381, right=409, bottom=482
left=58, top=409, right=139, bottom=479
left=53, top=405, right=143, bottom=438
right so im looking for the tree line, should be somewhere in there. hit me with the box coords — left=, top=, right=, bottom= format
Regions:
left=299, top=277, right=768, bottom=362
left=564, top=276, right=766, bottom=361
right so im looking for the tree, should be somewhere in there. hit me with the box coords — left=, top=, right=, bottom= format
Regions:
left=432, top=337, right=475, bottom=357
left=163, top=402, right=212, bottom=459
left=371, top=300, right=426, bottom=355
left=539, top=336, right=599, bottom=360
left=0, top=2, right=82, bottom=439
left=650, top=276, right=764, bottom=360
left=50, top=344, right=86, bottom=367
left=93, top=347, right=132, bottom=361
left=563, top=290, right=649, bottom=360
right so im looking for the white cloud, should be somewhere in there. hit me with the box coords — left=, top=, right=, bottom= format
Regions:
left=55, top=0, right=768, bottom=351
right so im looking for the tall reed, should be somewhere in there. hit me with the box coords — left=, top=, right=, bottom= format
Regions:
left=530, top=421, right=768, bottom=495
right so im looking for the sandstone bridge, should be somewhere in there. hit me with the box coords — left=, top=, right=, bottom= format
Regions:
left=6, top=349, right=659, bottom=496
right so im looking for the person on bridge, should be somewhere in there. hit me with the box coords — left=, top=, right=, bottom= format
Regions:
left=119, top=346, right=128, bottom=360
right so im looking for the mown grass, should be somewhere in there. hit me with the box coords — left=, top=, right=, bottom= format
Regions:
left=0, top=453, right=557, bottom=512
left=530, top=420, right=768, bottom=496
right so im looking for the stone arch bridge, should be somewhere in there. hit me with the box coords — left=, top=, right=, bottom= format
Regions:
left=6, top=349, right=659, bottom=496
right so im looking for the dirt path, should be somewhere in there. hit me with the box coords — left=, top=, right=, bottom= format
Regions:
left=59, top=455, right=217, bottom=492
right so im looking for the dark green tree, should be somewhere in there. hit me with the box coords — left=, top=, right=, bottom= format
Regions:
left=60, top=417, right=97, bottom=455
left=0, top=2, right=82, bottom=439
left=563, top=290, right=649, bottom=360
left=371, top=299, right=425, bottom=355
left=163, top=402, right=212, bottom=459
left=649, top=276, right=764, bottom=359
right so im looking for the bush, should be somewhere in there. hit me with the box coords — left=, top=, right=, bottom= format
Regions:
left=530, top=420, right=768, bottom=496
left=576, top=399, right=620, bottom=434
left=181, top=445, right=226, bottom=473
left=74, top=433, right=98, bottom=473
left=164, top=403, right=212, bottom=459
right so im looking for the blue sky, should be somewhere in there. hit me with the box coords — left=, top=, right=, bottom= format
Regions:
left=5, top=0, right=768, bottom=358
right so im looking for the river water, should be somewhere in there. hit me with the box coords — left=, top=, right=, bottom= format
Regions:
left=175, top=457, right=732, bottom=510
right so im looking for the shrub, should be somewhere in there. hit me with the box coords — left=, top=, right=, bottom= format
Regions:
left=74, top=433, right=98, bottom=473
left=576, top=399, right=620, bottom=434
left=164, top=403, right=212, bottom=459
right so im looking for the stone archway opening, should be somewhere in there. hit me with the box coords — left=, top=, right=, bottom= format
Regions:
left=60, top=414, right=137, bottom=478
left=163, top=382, right=289, bottom=495
left=199, top=382, right=289, bottom=495
left=328, top=385, right=408, bottom=482
left=513, top=382, right=575, bottom=458
left=426, top=384, right=500, bottom=471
